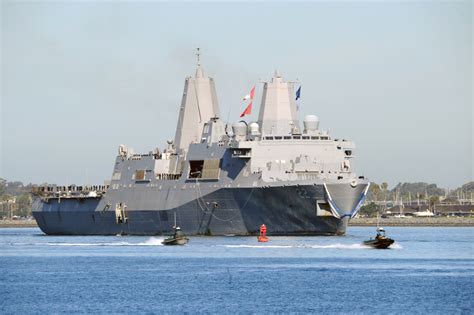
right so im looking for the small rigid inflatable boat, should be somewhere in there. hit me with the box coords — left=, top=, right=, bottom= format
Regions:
left=363, top=227, right=394, bottom=249
left=162, top=226, right=189, bottom=245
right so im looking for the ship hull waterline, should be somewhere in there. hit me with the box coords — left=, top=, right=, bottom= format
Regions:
left=33, top=184, right=366, bottom=236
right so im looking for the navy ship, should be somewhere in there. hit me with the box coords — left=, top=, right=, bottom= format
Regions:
left=32, top=52, right=370, bottom=236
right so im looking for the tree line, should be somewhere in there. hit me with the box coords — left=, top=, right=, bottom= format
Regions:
left=360, top=181, right=474, bottom=217
left=0, top=179, right=36, bottom=219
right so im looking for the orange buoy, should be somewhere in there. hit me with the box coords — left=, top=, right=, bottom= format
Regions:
left=258, top=224, right=268, bottom=242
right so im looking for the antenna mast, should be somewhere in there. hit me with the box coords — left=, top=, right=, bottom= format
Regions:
left=196, top=47, right=201, bottom=67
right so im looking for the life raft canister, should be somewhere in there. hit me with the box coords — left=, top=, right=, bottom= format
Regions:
left=258, top=224, right=268, bottom=242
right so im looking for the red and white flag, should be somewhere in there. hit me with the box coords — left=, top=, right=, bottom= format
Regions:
left=240, top=102, right=252, bottom=117
left=242, top=85, right=255, bottom=101
left=240, top=85, right=255, bottom=117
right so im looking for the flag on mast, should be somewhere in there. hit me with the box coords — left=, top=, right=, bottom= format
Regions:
left=295, top=85, right=301, bottom=111
left=240, top=85, right=255, bottom=117
left=240, top=102, right=252, bottom=117
left=243, top=85, right=256, bottom=101
left=295, top=86, right=301, bottom=100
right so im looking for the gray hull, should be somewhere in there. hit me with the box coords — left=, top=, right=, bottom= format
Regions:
left=32, top=63, right=370, bottom=237
left=32, top=184, right=359, bottom=236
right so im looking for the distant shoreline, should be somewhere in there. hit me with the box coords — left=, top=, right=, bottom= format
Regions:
left=1, top=217, right=473, bottom=229
left=350, top=217, right=474, bottom=227
left=0, top=220, right=38, bottom=228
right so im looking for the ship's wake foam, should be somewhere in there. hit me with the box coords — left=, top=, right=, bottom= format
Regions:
left=220, top=243, right=401, bottom=250
left=45, top=237, right=164, bottom=247
left=221, top=245, right=295, bottom=249
left=390, top=243, right=403, bottom=249
left=310, top=243, right=369, bottom=249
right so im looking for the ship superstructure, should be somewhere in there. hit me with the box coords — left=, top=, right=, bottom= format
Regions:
left=33, top=53, right=369, bottom=236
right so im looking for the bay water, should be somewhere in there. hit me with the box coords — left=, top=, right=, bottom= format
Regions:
left=1, top=227, right=472, bottom=314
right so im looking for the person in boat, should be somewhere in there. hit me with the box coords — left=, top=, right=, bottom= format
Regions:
left=376, top=228, right=385, bottom=239
left=174, top=226, right=185, bottom=238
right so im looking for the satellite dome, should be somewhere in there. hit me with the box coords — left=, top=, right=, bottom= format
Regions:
left=303, top=115, right=319, bottom=132
left=248, top=122, right=260, bottom=135
left=232, top=121, right=247, bottom=138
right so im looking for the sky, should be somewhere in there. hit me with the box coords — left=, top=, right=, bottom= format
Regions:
left=1, top=1, right=472, bottom=189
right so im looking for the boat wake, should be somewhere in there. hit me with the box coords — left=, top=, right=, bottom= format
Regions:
left=220, top=243, right=372, bottom=250
left=44, top=237, right=164, bottom=247
left=222, top=245, right=294, bottom=249
left=310, top=243, right=368, bottom=249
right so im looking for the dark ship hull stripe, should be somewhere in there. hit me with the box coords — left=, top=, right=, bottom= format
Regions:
left=32, top=184, right=367, bottom=236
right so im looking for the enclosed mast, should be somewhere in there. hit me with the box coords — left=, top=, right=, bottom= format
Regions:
left=257, top=71, right=300, bottom=135
left=174, top=49, right=220, bottom=155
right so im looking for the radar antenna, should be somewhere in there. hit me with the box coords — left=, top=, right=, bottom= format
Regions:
left=196, top=47, right=201, bottom=67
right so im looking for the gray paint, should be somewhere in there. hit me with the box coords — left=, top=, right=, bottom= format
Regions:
left=173, top=66, right=220, bottom=155
left=33, top=61, right=370, bottom=236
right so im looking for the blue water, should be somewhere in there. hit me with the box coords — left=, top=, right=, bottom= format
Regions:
left=1, top=227, right=473, bottom=314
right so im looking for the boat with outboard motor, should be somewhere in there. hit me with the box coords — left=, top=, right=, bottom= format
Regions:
left=162, top=226, right=189, bottom=246
left=363, top=227, right=395, bottom=249
left=162, top=213, right=189, bottom=245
